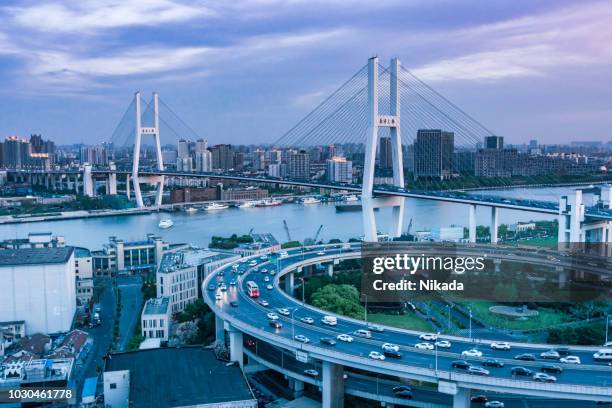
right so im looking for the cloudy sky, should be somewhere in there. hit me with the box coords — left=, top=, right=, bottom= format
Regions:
left=0, top=0, right=611, bottom=145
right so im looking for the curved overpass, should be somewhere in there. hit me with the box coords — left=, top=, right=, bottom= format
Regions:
left=205, top=244, right=611, bottom=407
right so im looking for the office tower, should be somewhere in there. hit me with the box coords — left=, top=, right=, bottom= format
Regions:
left=379, top=136, right=393, bottom=169
left=326, top=156, right=353, bottom=183
left=177, top=139, right=189, bottom=158
left=3, top=136, right=31, bottom=169
left=414, top=129, right=454, bottom=180
left=288, top=150, right=310, bottom=180
left=485, top=136, right=504, bottom=150
left=210, top=144, right=234, bottom=170
left=195, top=150, right=212, bottom=172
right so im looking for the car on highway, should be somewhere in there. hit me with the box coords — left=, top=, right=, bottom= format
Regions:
left=258, top=299, right=269, bottom=307
left=277, top=308, right=290, bottom=316
left=540, top=349, right=561, bottom=359
left=269, top=320, right=282, bottom=329
left=533, top=372, right=556, bottom=383
left=484, top=402, right=504, bottom=408
left=337, top=334, right=354, bottom=343
left=367, top=324, right=385, bottom=332
left=514, top=353, right=536, bottom=361
left=267, top=312, right=279, bottom=320
left=415, top=342, right=434, bottom=350
left=462, top=349, right=483, bottom=358
left=383, top=349, right=402, bottom=359
left=471, top=395, right=488, bottom=403
left=322, top=316, right=337, bottom=326
left=419, top=333, right=438, bottom=341
left=368, top=351, right=385, bottom=360
left=219, top=284, right=227, bottom=292
left=540, top=364, right=563, bottom=374
left=393, top=385, right=411, bottom=393
left=511, top=366, right=533, bottom=376
left=554, top=347, right=572, bottom=356
left=303, top=369, right=319, bottom=377
left=559, top=355, right=581, bottom=364
left=481, top=358, right=504, bottom=368
left=230, top=301, right=239, bottom=307
left=207, top=283, right=216, bottom=291
left=435, top=340, right=451, bottom=348
left=215, top=293, right=222, bottom=301
left=266, top=284, right=274, bottom=290
left=229, top=280, right=236, bottom=286
left=468, top=366, right=490, bottom=376
left=382, top=343, right=400, bottom=352
left=317, top=251, right=326, bottom=255
left=294, top=334, right=309, bottom=343
left=320, top=337, right=336, bottom=346
left=300, top=317, right=314, bottom=324
left=594, top=349, right=612, bottom=361
left=490, top=342, right=511, bottom=351
left=451, top=360, right=471, bottom=369
left=354, top=329, right=372, bottom=338
left=393, top=389, right=412, bottom=399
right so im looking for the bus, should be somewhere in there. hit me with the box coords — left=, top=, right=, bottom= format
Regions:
left=246, top=281, right=260, bottom=298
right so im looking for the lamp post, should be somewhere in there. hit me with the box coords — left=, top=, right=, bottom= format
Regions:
left=468, top=307, right=473, bottom=341
left=291, top=307, right=298, bottom=341
left=361, top=294, right=368, bottom=324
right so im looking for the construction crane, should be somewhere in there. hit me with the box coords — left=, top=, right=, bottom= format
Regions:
left=406, top=218, right=413, bottom=235
left=313, top=224, right=323, bottom=243
left=248, top=227, right=254, bottom=235
left=283, top=220, right=292, bottom=242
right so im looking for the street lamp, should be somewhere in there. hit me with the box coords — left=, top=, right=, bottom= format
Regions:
left=291, top=307, right=298, bottom=341
left=468, top=307, right=473, bottom=341
left=361, top=294, right=368, bottom=324
left=445, top=304, right=454, bottom=333
left=434, top=331, right=441, bottom=375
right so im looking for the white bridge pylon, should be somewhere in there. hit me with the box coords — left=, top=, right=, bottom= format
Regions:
left=132, top=91, right=165, bottom=208
left=362, top=57, right=405, bottom=242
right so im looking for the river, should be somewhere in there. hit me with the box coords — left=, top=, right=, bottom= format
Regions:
left=0, top=186, right=591, bottom=250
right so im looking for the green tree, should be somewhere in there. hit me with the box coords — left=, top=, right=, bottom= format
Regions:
left=311, top=284, right=364, bottom=319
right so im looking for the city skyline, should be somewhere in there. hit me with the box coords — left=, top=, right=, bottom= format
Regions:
left=0, top=1, right=611, bottom=145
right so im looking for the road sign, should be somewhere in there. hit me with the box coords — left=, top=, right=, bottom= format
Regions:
left=295, top=350, right=309, bottom=363
left=438, top=381, right=458, bottom=395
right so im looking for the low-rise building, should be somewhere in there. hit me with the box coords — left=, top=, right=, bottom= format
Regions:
left=233, top=233, right=280, bottom=256
left=0, top=247, right=76, bottom=335
left=157, top=248, right=240, bottom=313
left=431, top=226, right=464, bottom=242
left=103, top=347, right=256, bottom=408
left=0, top=358, right=74, bottom=392
left=509, top=222, right=537, bottom=233
left=0, top=321, right=25, bottom=357
left=141, top=298, right=170, bottom=342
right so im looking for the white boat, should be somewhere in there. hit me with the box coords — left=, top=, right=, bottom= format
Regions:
left=344, top=195, right=359, bottom=202
left=158, top=219, right=174, bottom=229
left=204, top=203, right=229, bottom=211
left=185, top=207, right=198, bottom=213
left=238, top=201, right=257, bottom=208
left=257, top=199, right=282, bottom=207
left=302, top=197, right=321, bottom=204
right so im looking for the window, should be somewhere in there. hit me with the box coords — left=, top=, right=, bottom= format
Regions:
left=110, top=383, right=117, bottom=389
left=160, top=320, right=164, bottom=328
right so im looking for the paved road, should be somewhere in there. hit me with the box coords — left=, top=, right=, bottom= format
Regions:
left=205, top=244, right=612, bottom=400
left=116, top=275, right=143, bottom=351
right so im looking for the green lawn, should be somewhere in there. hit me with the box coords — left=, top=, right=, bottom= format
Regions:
left=463, top=300, right=571, bottom=331
left=367, top=312, right=432, bottom=332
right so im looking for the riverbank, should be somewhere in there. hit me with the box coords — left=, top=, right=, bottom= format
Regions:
left=0, top=207, right=152, bottom=224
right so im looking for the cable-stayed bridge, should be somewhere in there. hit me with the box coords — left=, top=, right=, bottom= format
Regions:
left=5, top=57, right=612, bottom=244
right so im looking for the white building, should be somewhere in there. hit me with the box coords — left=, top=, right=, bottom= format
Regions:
left=326, top=156, right=353, bottom=183
left=431, top=226, right=464, bottom=242
left=0, top=247, right=76, bottom=335
left=141, top=297, right=170, bottom=341
left=195, top=150, right=212, bottom=172
left=157, top=248, right=240, bottom=314
left=74, top=247, right=94, bottom=305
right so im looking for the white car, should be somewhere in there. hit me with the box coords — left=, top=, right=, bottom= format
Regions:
left=369, top=351, right=385, bottom=360
left=267, top=312, right=279, bottom=320
left=540, top=350, right=560, bottom=360
left=303, top=369, right=319, bottom=377
left=419, top=333, right=438, bottom=341
left=462, top=349, right=483, bottom=358
left=300, top=317, right=314, bottom=324
left=258, top=299, right=269, bottom=307
left=382, top=343, right=400, bottom=352
left=559, top=355, right=581, bottom=364
left=415, top=342, right=434, bottom=350
left=266, top=284, right=274, bottom=290
left=294, top=334, right=310, bottom=343
left=277, top=308, right=290, bottom=316
left=264, top=276, right=270, bottom=282
left=435, top=340, right=452, bottom=348
left=337, top=334, right=354, bottom=343
left=353, top=329, right=372, bottom=338
left=317, top=251, right=325, bottom=255
left=490, top=342, right=511, bottom=351
left=485, top=402, right=505, bottom=408
left=533, top=372, right=557, bottom=383
left=215, top=293, right=222, bottom=301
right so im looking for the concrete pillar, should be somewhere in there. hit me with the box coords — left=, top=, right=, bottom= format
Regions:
left=322, top=361, right=344, bottom=408
left=490, top=207, right=498, bottom=244
left=289, top=379, right=304, bottom=398
left=327, top=263, right=333, bottom=278
left=215, top=315, right=225, bottom=345
left=557, top=266, right=567, bottom=289
left=468, top=205, right=477, bottom=243
left=83, top=164, right=94, bottom=197
left=453, top=388, right=471, bottom=408
left=74, top=174, right=79, bottom=193
left=229, top=327, right=244, bottom=368
left=126, top=174, right=131, bottom=199
left=108, top=162, right=117, bottom=195
left=285, top=272, right=294, bottom=295
left=493, top=258, right=501, bottom=273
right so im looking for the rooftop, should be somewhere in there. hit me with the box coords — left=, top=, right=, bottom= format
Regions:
left=74, top=246, right=91, bottom=258
left=104, top=347, right=255, bottom=408
left=143, top=297, right=169, bottom=315
left=0, top=247, right=74, bottom=267
left=159, top=248, right=235, bottom=273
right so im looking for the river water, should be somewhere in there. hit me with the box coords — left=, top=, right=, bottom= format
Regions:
left=0, top=186, right=590, bottom=250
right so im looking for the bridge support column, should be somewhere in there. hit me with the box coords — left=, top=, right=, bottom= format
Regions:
left=327, top=263, right=333, bottom=278
left=108, top=162, right=117, bottom=195
left=557, top=266, right=567, bottom=289
left=490, top=207, right=498, bottom=244
left=228, top=326, right=243, bottom=368
left=288, top=379, right=304, bottom=398
left=83, top=164, right=94, bottom=197
left=468, top=205, right=476, bottom=243
left=126, top=174, right=131, bottom=199
left=215, top=315, right=225, bottom=345
left=453, top=388, right=471, bottom=408
left=493, top=258, right=501, bottom=273
left=73, top=174, right=79, bottom=193
left=285, top=272, right=294, bottom=295
left=322, top=361, right=344, bottom=408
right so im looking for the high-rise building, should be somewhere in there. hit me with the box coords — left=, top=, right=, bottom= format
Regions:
left=288, top=150, right=310, bottom=180
left=379, top=137, right=393, bottom=169
left=414, top=129, right=454, bottom=180
left=176, top=157, right=193, bottom=172
left=326, top=156, right=353, bottom=183
left=253, top=149, right=266, bottom=171
left=194, top=150, right=212, bottom=172
left=195, top=139, right=208, bottom=153
left=484, top=136, right=504, bottom=150
left=177, top=139, right=189, bottom=158
left=80, top=145, right=108, bottom=166
left=210, top=144, right=234, bottom=170
left=2, top=136, right=30, bottom=169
